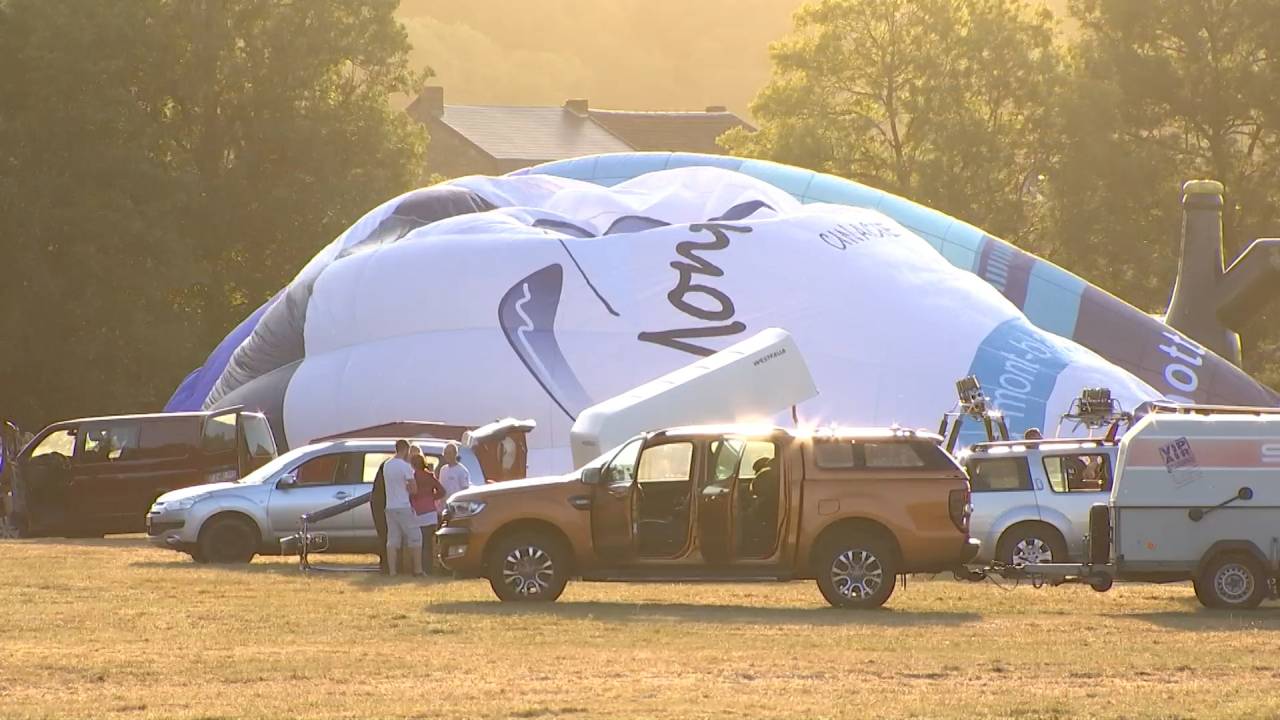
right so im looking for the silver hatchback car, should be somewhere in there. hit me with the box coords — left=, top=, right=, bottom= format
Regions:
left=146, top=438, right=484, bottom=563
left=960, top=438, right=1116, bottom=566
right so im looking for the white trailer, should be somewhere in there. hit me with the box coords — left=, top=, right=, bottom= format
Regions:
left=568, top=328, right=819, bottom=468
left=1003, top=403, right=1280, bottom=608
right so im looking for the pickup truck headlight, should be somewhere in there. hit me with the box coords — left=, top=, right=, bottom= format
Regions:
left=446, top=499, right=486, bottom=519
left=154, top=494, right=210, bottom=513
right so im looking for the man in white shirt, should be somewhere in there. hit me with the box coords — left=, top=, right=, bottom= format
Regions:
left=382, top=439, right=422, bottom=576
left=438, top=442, right=476, bottom=504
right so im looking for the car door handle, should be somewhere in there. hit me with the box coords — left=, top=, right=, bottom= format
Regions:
left=333, top=491, right=351, bottom=500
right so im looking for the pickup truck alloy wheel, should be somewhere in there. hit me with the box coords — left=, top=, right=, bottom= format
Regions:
left=832, top=549, right=883, bottom=599
left=487, top=532, right=569, bottom=602
left=816, top=535, right=897, bottom=609
left=1199, top=554, right=1265, bottom=609
left=503, top=546, right=555, bottom=596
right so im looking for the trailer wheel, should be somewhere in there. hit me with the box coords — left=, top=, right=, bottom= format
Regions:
left=1198, top=553, right=1266, bottom=609
left=1087, top=573, right=1113, bottom=592
left=1192, top=578, right=1213, bottom=606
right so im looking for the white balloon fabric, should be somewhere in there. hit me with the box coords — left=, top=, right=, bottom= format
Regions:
left=166, top=153, right=1276, bottom=474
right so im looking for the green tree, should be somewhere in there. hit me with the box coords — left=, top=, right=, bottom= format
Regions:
left=1042, top=0, right=1280, bottom=384
left=0, top=0, right=428, bottom=430
left=722, top=0, right=1063, bottom=241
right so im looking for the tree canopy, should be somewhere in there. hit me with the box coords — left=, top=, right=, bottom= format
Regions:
left=0, top=0, right=428, bottom=429
left=731, top=0, right=1280, bottom=388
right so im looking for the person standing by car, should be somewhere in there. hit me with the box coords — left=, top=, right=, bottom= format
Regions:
left=371, top=461, right=389, bottom=572
left=383, top=439, right=422, bottom=577
left=438, top=441, right=475, bottom=504
left=408, top=447, right=445, bottom=575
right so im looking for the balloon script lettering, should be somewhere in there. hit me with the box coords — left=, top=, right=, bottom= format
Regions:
left=637, top=222, right=752, bottom=356
left=819, top=221, right=895, bottom=250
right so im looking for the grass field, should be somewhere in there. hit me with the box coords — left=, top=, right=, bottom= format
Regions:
left=2, top=537, right=1279, bottom=719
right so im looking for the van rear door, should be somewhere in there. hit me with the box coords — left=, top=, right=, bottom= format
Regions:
left=238, top=413, right=277, bottom=476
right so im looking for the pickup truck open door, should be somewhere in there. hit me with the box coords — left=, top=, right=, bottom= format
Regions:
left=587, top=437, right=641, bottom=565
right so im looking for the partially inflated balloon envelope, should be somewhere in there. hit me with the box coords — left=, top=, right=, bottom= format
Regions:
left=167, top=153, right=1278, bottom=473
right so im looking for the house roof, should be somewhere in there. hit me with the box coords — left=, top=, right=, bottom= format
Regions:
left=439, top=105, right=632, bottom=162
left=588, top=110, right=753, bottom=154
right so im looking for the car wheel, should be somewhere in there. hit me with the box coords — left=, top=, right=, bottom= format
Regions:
left=815, top=534, right=897, bottom=609
left=486, top=532, right=569, bottom=602
left=999, top=525, right=1066, bottom=566
left=0, top=514, right=23, bottom=539
left=1198, top=553, right=1266, bottom=609
left=198, top=516, right=259, bottom=564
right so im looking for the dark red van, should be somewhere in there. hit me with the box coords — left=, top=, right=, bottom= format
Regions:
left=4, top=407, right=276, bottom=537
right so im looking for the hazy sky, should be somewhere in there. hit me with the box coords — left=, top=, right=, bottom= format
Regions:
left=397, top=0, right=1071, bottom=118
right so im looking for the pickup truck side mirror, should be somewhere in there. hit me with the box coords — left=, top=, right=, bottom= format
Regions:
left=277, top=472, right=298, bottom=489
left=581, top=467, right=602, bottom=485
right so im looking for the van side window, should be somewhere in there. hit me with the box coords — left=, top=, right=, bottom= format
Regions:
left=202, top=413, right=237, bottom=454
left=80, top=423, right=140, bottom=462
left=136, top=422, right=196, bottom=460
left=28, top=430, right=75, bottom=460
left=967, top=458, right=1033, bottom=492
left=1043, top=454, right=1112, bottom=493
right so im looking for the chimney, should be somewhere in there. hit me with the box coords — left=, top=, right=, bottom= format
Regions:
left=411, top=86, right=444, bottom=120
left=564, top=98, right=589, bottom=116
left=705, top=105, right=728, bottom=113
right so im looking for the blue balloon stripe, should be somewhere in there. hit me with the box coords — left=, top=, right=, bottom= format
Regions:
left=738, top=159, right=818, bottom=198
left=800, top=173, right=887, bottom=207
left=595, top=152, right=669, bottom=180
left=1023, top=261, right=1086, bottom=337
left=966, top=318, right=1071, bottom=435
left=665, top=152, right=744, bottom=172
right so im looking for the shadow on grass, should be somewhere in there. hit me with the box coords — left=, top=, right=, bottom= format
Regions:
left=6, top=535, right=152, bottom=549
left=1118, top=600, right=1280, bottom=631
left=129, top=557, right=456, bottom=590
left=428, top=600, right=981, bottom=627
left=130, top=559, right=313, bottom=577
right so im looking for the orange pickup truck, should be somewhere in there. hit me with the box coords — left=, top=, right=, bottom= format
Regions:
left=438, top=425, right=978, bottom=608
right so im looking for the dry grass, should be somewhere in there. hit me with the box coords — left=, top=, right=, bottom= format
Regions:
left=2, top=537, right=1279, bottom=720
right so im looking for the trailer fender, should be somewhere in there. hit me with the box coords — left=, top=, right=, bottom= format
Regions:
left=1196, top=540, right=1271, bottom=576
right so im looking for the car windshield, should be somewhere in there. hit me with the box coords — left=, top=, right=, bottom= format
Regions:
left=238, top=443, right=331, bottom=484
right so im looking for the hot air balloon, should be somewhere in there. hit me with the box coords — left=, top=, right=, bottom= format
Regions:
left=167, top=153, right=1277, bottom=473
